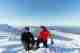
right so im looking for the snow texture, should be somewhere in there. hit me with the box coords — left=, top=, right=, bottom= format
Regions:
left=0, top=31, right=80, bottom=53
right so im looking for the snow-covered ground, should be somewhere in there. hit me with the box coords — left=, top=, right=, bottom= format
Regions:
left=0, top=31, right=80, bottom=53
left=49, top=30, right=80, bottom=48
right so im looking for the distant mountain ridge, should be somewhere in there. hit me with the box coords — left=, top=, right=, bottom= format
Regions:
left=0, top=24, right=8, bottom=32
left=0, top=24, right=80, bottom=34
left=0, top=24, right=17, bottom=32
left=55, top=26, right=80, bottom=34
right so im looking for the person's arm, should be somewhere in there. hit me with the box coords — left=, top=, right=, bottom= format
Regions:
left=29, top=33, right=34, bottom=40
left=49, top=32, right=52, bottom=38
left=49, top=32, right=54, bottom=44
left=37, top=32, right=40, bottom=38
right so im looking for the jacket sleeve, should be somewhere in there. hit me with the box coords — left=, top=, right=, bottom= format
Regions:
left=30, top=33, right=34, bottom=40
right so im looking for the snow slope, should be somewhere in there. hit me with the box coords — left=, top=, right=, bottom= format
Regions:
left=49, top=30, right=80, bottom=48
left=0, top=31, right=80, bottom=53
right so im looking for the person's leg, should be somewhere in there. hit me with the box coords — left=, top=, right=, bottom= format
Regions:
left=32, top=40, right=35, bottom=49
left=43, top=40, right=48, bottom=48
left=27, top=40, right=32, bottom=51
left=23, top=41, right=28, bottom=51
left=27, top=42, right=30, bottom=51
left=29, top=40, right=33, bottom=50
left=36, top=39, right=41, bottom=48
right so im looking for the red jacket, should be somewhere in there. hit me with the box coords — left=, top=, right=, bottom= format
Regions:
left=39, top=31, right=50, bottom=41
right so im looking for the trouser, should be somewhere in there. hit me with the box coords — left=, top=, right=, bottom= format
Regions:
left=22, top=40, right=34, bottom=51
left=37, top=38, right=48, bottom=48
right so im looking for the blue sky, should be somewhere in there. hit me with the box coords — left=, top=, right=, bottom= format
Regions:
left=0, top=0, right=80, bottom=27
